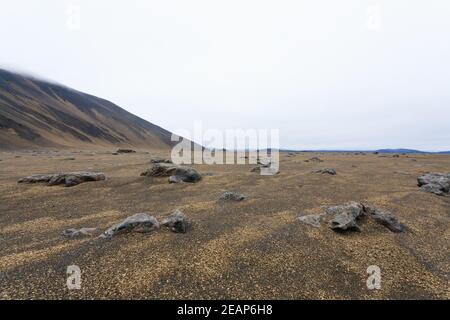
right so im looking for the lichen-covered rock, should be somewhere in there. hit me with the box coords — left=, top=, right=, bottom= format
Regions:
left=314, top=168, right=336, bottom=175
left=62, top=228, right=97, bottom=238
left=18, top=172, right=106, bottom=187
left=326, top=202, right=365, bottom=232
left=363, top=205, right=405, bottom=233
left=417, top=172, right=450, bottom=196
left=161, top=210, right=191, bottom=233
left=101, top=213, right=159, bottom=238
left=219, top=191, right=246, bottom=202
left=141, top=163, right=201, bottom=183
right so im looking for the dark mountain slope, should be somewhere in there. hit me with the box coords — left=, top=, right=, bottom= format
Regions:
left=0, top=69, right=177, bottom=150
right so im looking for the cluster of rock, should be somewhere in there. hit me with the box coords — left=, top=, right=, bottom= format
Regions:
left=18, top=172, right=106, bottom=187
left=417, top=172, right=450, bottom=196
left=299, top=201, right=405, bottom=233
left=141, top=163, right=202, bottom=183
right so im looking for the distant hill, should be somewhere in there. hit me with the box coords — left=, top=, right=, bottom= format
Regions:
left=0, top=69, right=180, bottom=150
left=375, top=149, right=426, bottom=154
left=375, top=149, right=450, bottom=154
left=279, top=148, right=450, bottom=154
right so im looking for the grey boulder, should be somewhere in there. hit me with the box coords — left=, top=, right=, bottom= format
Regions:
left=18, top=172, right=106, bottom=187
left=161, top=210, right=191, bottom=233
left=326, top=202, right=365, bottom=232
left=417, top=172, right=450, bottom=196
left=101, top=213, right=160, bottom=238
left=363, top=205, right=405, bottom=233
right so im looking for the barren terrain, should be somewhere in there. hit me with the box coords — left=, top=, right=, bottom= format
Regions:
left=0, top=150, right=449, bottom=299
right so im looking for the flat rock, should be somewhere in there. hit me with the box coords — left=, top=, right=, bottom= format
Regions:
left=141, top=163, right=201, bottom=183
left=417, top=172, right=450, bottom=196
left=363, top=205, right=405, bottom=233
left=101, top=213, right=159, bottom=238
left=116, top=149, right=136, bottom=154
left=62, top=228, right=97, bottom=238
left=219, top=191, right=246, bottom=201
left=161, top=210, right=191, bottom=233
left=18, top=172, right=106, bottom=187
left=314, top=168, right=336, bottom=175
left=326, top=202, right=365, bottom=232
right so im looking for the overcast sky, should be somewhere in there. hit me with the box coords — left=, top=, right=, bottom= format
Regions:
left=1, top=0, right=449, bottom=150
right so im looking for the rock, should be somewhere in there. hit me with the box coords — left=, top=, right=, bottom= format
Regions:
left=363, top=205, right=405, bottom=233
left=314, top=168, right=336, bottom=175
left=298, top=214, right=323, bottom=228
left=141, top=163, right=201, bottom=183
left=305, top=157, right=323, bottom=163
left=150, top=157, right=172, bottom=164
left=326, top=202, right=365, bottom=232
left=101, top=213, right=159, bottom=238
left=62, top=157, right=76, bottom=161
left=18, top=172, right=106, bottom=187
left=417, top=172, right=450, bottom=196
left=393, top=154, right=400, bottom=158
left=219, top=191, right=246, bottom=201
left=161, top=210, right=191, bottom=233
left=62, top=228, right=97, bottom=238
left=112, top=152, right=119, bottom=155
left=116, top=149, right=136, bottom=154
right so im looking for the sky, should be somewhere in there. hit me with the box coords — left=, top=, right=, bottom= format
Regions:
left=1, top=0, right=449, bottom=151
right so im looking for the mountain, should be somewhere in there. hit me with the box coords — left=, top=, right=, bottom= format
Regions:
left=375, top=149, right=426, bottom=154
left=0, top=69, right=178, bottom=150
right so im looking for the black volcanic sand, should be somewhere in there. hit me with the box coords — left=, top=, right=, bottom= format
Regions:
left=0, top=150, right=449, bottom=299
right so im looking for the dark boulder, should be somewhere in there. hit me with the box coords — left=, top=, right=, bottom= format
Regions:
left=314, top=168, right=337, bottom=175
left=150, top=157, right=172, bottom=164
left=141, top=163, right=201, bottom=183
left=116, top=149, right=136, bottom=154
left=363, top=205, right=405, bottom=233
left=161, top=210, right=191, bottom=233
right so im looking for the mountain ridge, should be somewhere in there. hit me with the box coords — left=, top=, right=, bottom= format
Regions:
left=0, top=69, right=178, bottom=150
